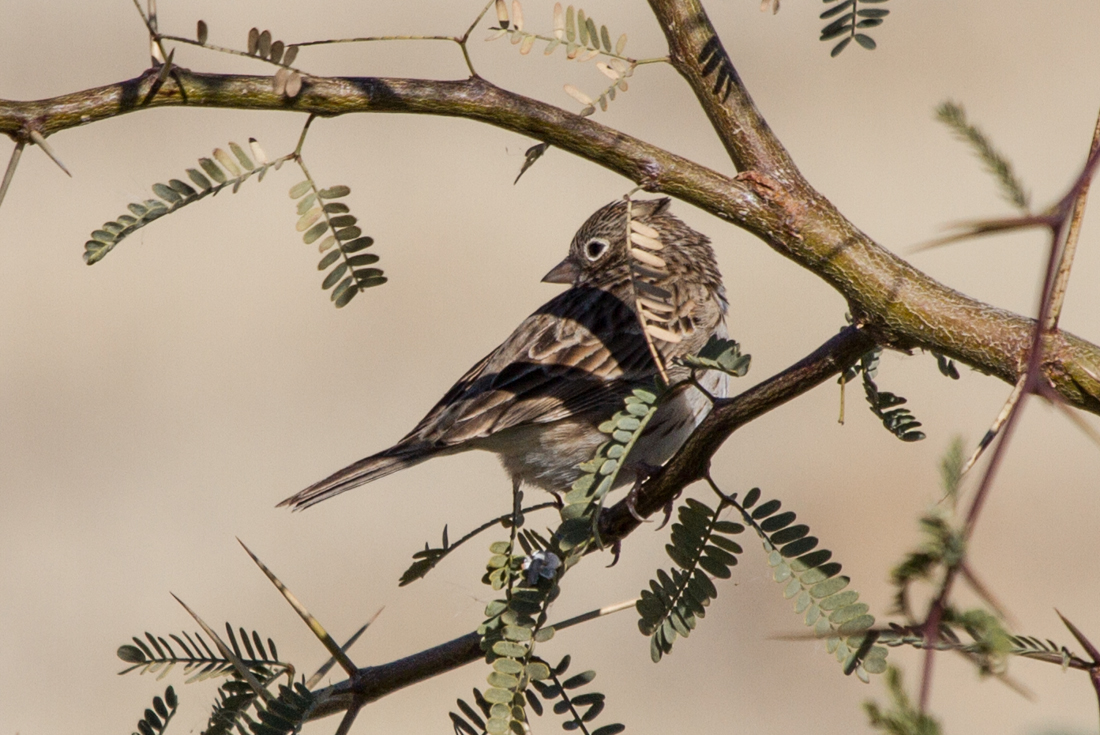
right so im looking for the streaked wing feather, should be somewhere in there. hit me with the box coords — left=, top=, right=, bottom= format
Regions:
left=398, top=287, right=655, bottom=447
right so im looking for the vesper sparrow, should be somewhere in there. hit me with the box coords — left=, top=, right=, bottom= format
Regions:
left=279, top=198, right=727, bottom=510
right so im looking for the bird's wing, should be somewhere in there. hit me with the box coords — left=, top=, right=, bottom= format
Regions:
left=398, top=286, right=657, bottom=448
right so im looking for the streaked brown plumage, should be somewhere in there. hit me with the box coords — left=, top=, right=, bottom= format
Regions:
left=279, top=198, right=727, bottom=510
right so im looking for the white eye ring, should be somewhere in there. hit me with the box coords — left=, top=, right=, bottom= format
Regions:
left=584, top=238, right=609, bottom=261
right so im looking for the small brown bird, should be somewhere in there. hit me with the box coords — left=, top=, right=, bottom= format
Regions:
left=279, top=198, right=727, bottom=510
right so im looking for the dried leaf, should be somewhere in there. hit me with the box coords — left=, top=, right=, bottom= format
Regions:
left=212, top=148, right=242, bottom=177
left=630, top=219, right=660, bottom=239
left=248, top=138, right=268, bottom=165
left=630, top=247, right=667, bottom=269
left=563, top=84, right=593, bottom=105
left=637, top=296, right=673, bottom=314
left=630, top=231, right=664, bottom=250
left=646, top=324, right=682, bottom=343
left=511, top=0, right=524, bottom=31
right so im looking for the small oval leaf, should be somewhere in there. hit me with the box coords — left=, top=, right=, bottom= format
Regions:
left=318, top=185, right=351, bottom=199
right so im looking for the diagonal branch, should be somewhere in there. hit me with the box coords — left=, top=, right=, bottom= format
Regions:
left=1, top=69, right=1099, bottom=414
left=600, top=324, right=877, bottom=536
left=648, top=0, right=802, bottom=180
left=301, top=324, right=875, bottom=721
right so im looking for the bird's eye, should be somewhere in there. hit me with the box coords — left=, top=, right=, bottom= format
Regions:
left=584, top=238, right=609, bottom=261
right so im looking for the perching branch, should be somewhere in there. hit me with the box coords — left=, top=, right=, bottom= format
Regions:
left=297, top=323, right=877, bottom=722
left=4, top=4, right=1095, bottom=727
left=2, top=63, right=1097, bottom=414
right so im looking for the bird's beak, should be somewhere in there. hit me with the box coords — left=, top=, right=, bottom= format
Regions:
left=541, top=257, right=579, bottom=285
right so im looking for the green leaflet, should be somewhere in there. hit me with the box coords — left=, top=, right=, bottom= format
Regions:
left=740, top=490, right=888, bottom=681
left=638, top=498, right=745, bottom=662
left=289, top=178, right=386, bottom=308
left=116, top=625, right=289, bottom=685
left=84, top=140, right=286, bottom=266
left=819, top=0, right=891, bottom=57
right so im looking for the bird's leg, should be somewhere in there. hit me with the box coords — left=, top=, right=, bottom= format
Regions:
left=547, top=487, right=565, bottom=510
left=510, top=477, right=525, bottom=530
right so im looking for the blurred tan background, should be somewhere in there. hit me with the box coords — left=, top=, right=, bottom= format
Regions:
left=2, top=2, right=1099, bottom=734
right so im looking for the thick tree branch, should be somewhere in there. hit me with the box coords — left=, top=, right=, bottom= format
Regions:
left=3, top=6, right=1094, bottom=731
left=600, top=324, right=878, bottom=536
left=2, top=68, right=1097, bottom=413
left=648, top=0, right=802, bottom=180
left=306, top=631, right=482, bottom=720
left=646, top=0, right=1100, bottom=413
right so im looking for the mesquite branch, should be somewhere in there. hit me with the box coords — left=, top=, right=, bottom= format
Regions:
left=2, top=2, right=1099, bottom=722
left=3, top=68, right=1097, bottom=413
left=301, top=324, right=877, bottom=721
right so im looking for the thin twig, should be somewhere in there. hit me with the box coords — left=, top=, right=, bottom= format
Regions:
left=0, top=140, right=24, bottom=210
left=292, top=34, right=457, bottom=48
left=916, top=108, right=1100, bottom=713
left=333, top=699, right=364, bottom=735
left=459, top=0, right=497, bottom=74
left=625, top=196, right=670, bottom=385
left=909, top=214, right=1058, bottom=254
left=158, top=34, right=305, bottom=71
left=918, top=229, right=1037, bottom=713
left=1055, top=610, right=1100, bottom=723
left=131, top=0, right=170, bottom=66
left=958, top=562, right=1015, bottom=627
left=1046, top=391, right=1100, bottom=450
left=294, top=113, right=318, bottom=157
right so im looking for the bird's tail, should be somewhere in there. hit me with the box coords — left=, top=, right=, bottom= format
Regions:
left=277, top=444, right=436, bottom=511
